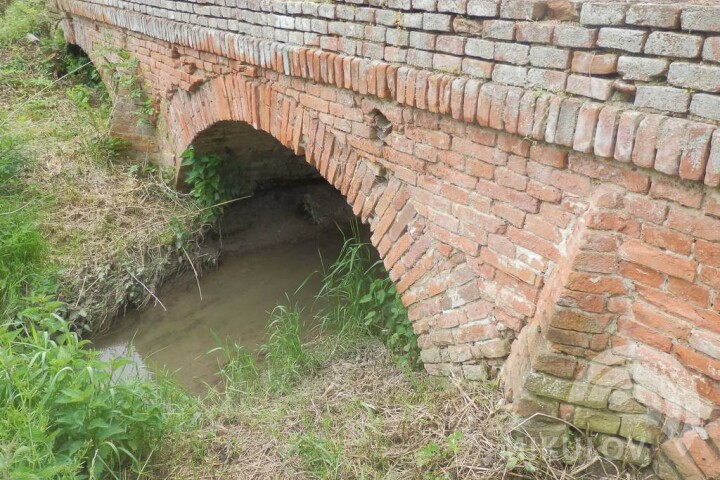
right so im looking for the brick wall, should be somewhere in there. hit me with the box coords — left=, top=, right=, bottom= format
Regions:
left=56, top=0, right=720, bottom=477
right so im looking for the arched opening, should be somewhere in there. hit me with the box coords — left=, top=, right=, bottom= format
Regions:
left=96, top=118, right=410, bottom=393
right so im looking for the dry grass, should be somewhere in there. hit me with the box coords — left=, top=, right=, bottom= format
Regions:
left=155, top=339, right=651, bottom=480
left=1, top=36, right=207, bottom=333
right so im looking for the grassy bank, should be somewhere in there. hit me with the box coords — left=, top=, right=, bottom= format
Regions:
left=151, top=237, right=639, bottom=480
left=0, top=0, right=207, bottom=332
left=0, top=1, right=203, bottom=477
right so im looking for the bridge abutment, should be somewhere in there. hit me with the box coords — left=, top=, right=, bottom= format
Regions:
left=57, top=0, right=720, bottom=476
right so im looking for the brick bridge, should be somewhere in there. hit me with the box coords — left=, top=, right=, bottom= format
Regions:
left=55, top=0, right=720, bottom=476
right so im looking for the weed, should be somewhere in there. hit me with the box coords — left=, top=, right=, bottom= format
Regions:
left=180, top=146, right=245, bottom=223
left=0, top=298, right=172, bottom=479
left=317, top=223, right=420, bottom=368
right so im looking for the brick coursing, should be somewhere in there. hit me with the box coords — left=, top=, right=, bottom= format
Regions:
left=56, top=0, right=720, bottom=478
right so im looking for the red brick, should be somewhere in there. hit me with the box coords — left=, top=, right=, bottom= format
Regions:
left=643, top=224, right=693, bottom=256
left=566, top=272, right=626, bottom=294
left=571, top=52, right=618, bottom=75
left=633, top=302, right=691, bottom=339
left=572, top=103, right=602, bottom=153
left=681, top=431, right=720, bottom=479
left=619, top=261, right=664, bottom=288
left=631, top=114, right=663, bottom=169
left=618, top=316, right=673, bottom=352
left=667, top=277, right=711, bottom=307
left=618, top=239, right=696, bottom=282
left=675, top=345, right=720, bottom=381
left=650, top=178, right=704, bottom=209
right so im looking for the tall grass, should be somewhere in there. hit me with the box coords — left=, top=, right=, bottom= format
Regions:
left=317, top=224, right=419, bottom=368
left=218, top=225, right=418, bottom=399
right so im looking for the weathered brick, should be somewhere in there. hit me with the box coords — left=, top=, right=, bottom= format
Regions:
left=597, top=28, right=647, bottom=53
left=553, top=25, right=597, bottom=48
left=467, top=0, right=499, bottom=17
left=668, top=62, right=720, bottom=93
left=681, top=6, right=720, bottom=33
left=423, top=13, right=453, bottom=32
left=438, top=0, right=467, bottom=14
left=529, top=46, right=571, bottom=69
left=495, top=42, right=529, bottom=65
left=499, top=0, right=546, bottom=19
left=691, top=94, right=720, bottom=123
left=571, top=52, right=617, bottom=75
left=466, top=38, right=494, bottom=59
left=617, top=56, right=668, bottom=81
left=483, top=20, right=516, bottom=40
left=580, top=3, right=628, bottom=26
left=492, top=64, right=527, bottom=87
left=626, top=3, right=681, bottom=29
left=703, top=37, right=720, bottom=64
left=462, top=58, right=494, bottom=78
left=614, top=111, right=644, bottom=163
left=526, top=68, right=568, bottom=92
left=516, top=22, right=554, bottom=44
left=645, top=32, right=703, bottom=59
left=634, top=86, right=690, bottom=114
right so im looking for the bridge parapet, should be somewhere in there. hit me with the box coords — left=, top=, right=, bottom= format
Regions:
left=56, top=0, right=720, bottom=477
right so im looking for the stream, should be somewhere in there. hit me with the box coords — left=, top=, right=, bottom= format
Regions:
left=93, top=183, right=355, bottom=394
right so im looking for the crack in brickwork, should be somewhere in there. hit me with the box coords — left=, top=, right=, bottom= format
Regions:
left=56, top=0, right=720, bottom=477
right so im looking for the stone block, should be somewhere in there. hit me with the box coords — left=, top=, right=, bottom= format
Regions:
left=620, top=413, right=664, bottom=444
left=574, top=407, right=621, bottom=434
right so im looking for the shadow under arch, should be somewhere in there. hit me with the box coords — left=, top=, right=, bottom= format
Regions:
left=161, top=74, right=433, bottom=320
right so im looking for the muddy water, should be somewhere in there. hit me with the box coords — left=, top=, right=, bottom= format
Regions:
left=94, top=183, right=355, bottom=394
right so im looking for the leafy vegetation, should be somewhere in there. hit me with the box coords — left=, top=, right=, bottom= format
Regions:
left=0, top=1, right=200, bottom=478
left=180, top=147, right=245, bottom=222
left=0, top=299, right=171, bottom=478
left=317, top=225, right=420, bottom=368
